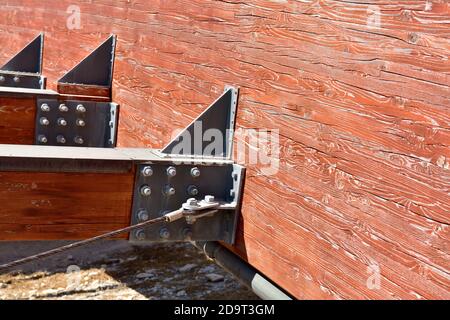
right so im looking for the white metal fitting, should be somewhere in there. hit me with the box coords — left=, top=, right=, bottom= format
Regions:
left=13, top=76, right=20, bottom=83
left=137, top=209, right=149, bottom=222
left=190, top=167, right=201, bottom=178
left=57, top=118, right=67, bottom=126
left=74, top=136, right=84, bottom=145
left=76, top=119, right=86, bottom=127
left=40, top=103, right=50, bottom=112
left=166, top=166, right=177, bottom=177
left=56, top=135, right=66, bottom=144
left=39, top=117, right=49, bottom=126
left=140, top=185, right=151, bottom=196
left=59, top=104, right=68, bottom=112
left=37, top=135, right=47, bottom=144
left=141, top=166, right=153, bottom=177
left=76, top=104, right=86, bottom=113
left=205, top=195, right=215, bottom=203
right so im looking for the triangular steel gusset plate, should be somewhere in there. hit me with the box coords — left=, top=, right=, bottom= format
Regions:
left=161, top=86, right=239, bottom=159
left=57, top=35, right=116, bottom=97
left=1, top=33, right=44, bottom=74
left=0, top=33, right=45, bottom=89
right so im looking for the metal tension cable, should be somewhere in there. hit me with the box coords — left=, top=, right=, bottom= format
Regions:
left=0, top=196, right=235, bottom=273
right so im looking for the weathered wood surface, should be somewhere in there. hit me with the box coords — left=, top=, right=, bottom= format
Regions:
left=0, top=0, right=449, bottom=299
left=0, top=97, right=36, bottom=144
left=0, top=170, right=135, bottom=240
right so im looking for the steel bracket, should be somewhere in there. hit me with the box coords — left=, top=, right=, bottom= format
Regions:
left=130, top=162, right=245, bottom=244
left=0, top=33, right=45, bottom=89
left=57, top=35, right=116, bottom=98
left=35, top=99, right=119, bottom=147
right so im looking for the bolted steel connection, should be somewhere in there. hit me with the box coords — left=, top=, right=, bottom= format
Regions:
left=76, top=104, right=86, bottom=113
left=37, top=135, right=47, bottom=144
left=137, top=209, right=149, bottom=222
left=13, top=76, right=20, bottom=83
left=135, top=229, right=146, bottom=241
left=141, top=166, right=153, bottom=177
left=0, top=75, right=5, bottom=83
left=190, top=167, right=201, bottom=178
left=40, top=103, right=50, bottom=112
left=164, top=185, right=176, bottom=196
left=39, top=117, right=50, bottom=126
left=76, top=119, right=86, bottom=127
left=74, top=136, right=84, bottom=145
left=59, top=104, right=68, bottom=112
left=159, top=228, right=170, bottom=239
left=140, top=185, right=151, bottom=196
left=57, top=118, right=67, bottom=126
left=166, top=166, right=177, bottom=177
left=56, top=135, right=66, bottom=144
left=187, top=185, right=199, bottom=196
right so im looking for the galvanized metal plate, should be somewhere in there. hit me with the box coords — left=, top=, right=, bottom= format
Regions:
left=130, top=163, right=245, bottom=244
left=35, top=99, right=119, bottom=147
left=0, top=72, right=45, bottom=89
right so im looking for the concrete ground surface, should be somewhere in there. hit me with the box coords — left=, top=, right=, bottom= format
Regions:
left=0, top=241, right=258, bottom=300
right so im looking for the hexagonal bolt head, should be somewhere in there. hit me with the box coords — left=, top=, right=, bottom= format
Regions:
left=135, top=230, right=146, bottom=241
left=37, top=135, right=47, bottom=144
left=58, top=104, right=68, bottom=112
left=39, top=117, right=50, bottom=126
left=40, top=103, right=50, bottom=112
left=57, top=118, right=67, bottom=126
left=76, top=119, right=86, bottom=127
left=74, top=136, right=84, bottom=145
left=137, top=209, right=149, bottom=222
left=159, top=228, right=170, bottom=239
left=13, top=76, right=20, bottom=83
left=164, top=185, right=176, bottom=196
left=0, top=75, right=5, bottom=83
left=186, top=198, right=198, bottom=206
left=56, top=135, right=66, bottom=144
left=76, top=104, right=86, bottom=113
left=166, top=166, right=177, bottom=177
left=204, top=195, right=215, bottom=203
left=187, top=185, right=199, bottom=196
left=190, top=167, right=201, bottom=178
left=140, top=185, right=151, bottom=196
left=141, top=166, right=153, bottom=177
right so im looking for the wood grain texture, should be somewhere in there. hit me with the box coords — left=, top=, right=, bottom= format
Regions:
left=0, top=97, right=36, bottom=144
left=0, top=0, right=448, bottom=299
left=0, top=170, right=135, bottom=240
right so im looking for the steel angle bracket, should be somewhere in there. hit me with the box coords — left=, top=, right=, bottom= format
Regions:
left=161, top=86, right=239, bottom=159
left=35, top=99, right=119, bottom=148
left=130, top=85, right=244, bottom=244
left=57, top=35, right=116, bottom=98
left=0, top=33, right=45, bottom=89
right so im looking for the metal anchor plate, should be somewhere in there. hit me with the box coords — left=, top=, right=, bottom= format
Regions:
left=130, top=163, right=245, bottom=244
left=35, top=99, right=119, bottom=147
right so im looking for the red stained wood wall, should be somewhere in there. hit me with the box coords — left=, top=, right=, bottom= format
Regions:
left=0, top=0, right=449, bottom=299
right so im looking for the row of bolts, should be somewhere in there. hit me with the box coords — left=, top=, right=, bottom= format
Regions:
left=135, top=165, right=205, bottom=241
left=37, top=103, right=87, bottom=144
left=0, top=75, right=20, bottom=83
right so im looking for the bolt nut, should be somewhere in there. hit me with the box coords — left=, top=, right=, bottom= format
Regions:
left=190, top=167, right=201, bottom=178
left=135, top=230, right=146, bottom=241
left=37, top=135, right=47, bottom=144
left=76, top=119, right=86, bottom=127
left=39, top=117, right=50, bottom=126
left=186, top=198, right=198, bottom=206
left=140, top=185, right=151, bottom=196
left=40, top=103, right=50, bottom=112
left=76, top=104, right=86, bottom=113
left=187, top=185, right=199, bottom=196
left=13, top=76, right=20, bottom=83
left=0, top=75, right=5, bottom=83
left=141, top=166, right=153, bottom=177
left=204, top=195, right=215, bottom=203
left=164, top=185, right=176, bottom=196
left=59, top=104, right=68, bottom=112
left=159, top=228, right=170, bottom=239
left=56, top=135, right=66, bottom=144
left=166, top=166, right=176, bottom=177
left=137, top=209, right=149, bottom=222
left=74, top=136, right=84, bottom=145
left=57, top=118, right=67, bottom=126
